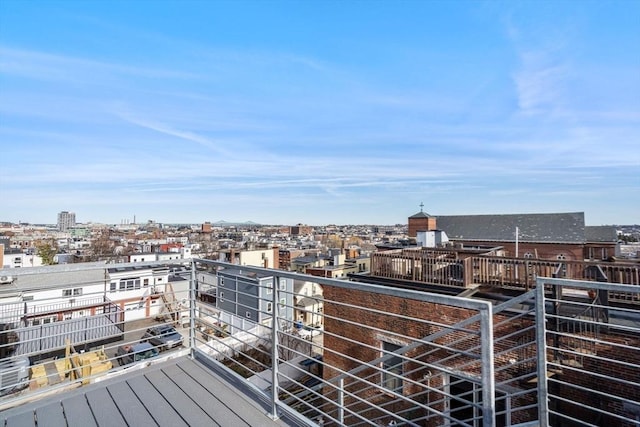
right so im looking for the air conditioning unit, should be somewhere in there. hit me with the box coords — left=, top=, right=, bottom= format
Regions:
left=0, top=276, right=14, bottom=284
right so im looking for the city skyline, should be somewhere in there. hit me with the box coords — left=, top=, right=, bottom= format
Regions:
left=1, top=1, right=638, bottom=226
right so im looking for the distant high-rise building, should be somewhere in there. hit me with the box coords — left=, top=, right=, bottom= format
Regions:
left=57, top=211, right=76, bottom=231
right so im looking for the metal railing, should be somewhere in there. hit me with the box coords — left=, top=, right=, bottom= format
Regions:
left=190, top=259, right=497, bottom=426
left=536, top=277, right=640, bottom=427
left=1, top=260, right=639, bottom=426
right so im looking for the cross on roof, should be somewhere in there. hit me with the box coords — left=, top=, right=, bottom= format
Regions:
left=419, top=202, right=424, bottom=212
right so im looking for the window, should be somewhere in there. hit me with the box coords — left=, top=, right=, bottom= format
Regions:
left=523, top=252, right=533, bottom=259
left=62, top=288, right=82, bottom=297
left=556, top=254, right=567, bottom=276
left=279, top=298, right=286, bottom=309
left=110, top=282, right=117, bottom=292
left=266, top=302, right=273, bottom=313
left=246, top=311, right=252, bottom=319
left=279, top=279, right=286, bottom=290
left=381, top=341, right=403, bottom=392
left=266, top=281, right=272, bottom=294
left=119, top=278, right=141, bottom=291
left=143, top=278, right=149, bottom=287
left=220, top=278, right=225, bottom=287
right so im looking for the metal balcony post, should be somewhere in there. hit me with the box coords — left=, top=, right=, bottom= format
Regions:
left=480, top=304, right=496, bottom=426
left=270, top=275, right=280, bottom=420
left=536, top=278, right=550, bottom=426
left=189, top=259, right=197, bottom=357
left=338, top=378, right=344, bottom=424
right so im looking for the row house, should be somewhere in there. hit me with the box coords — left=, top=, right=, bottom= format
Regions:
left=290, top=254, right=331, bottom=274
left=0, top=263, right=124, bottom=359
left=128, top=246, right=193, bottom=263
left=215, top=268, right=294, bottom=330
left=1, top=246, right=43, bottom=269
left=217, top=247, right=280, bottom=269
left=305, top=253, right=372, bottom=279
left=278, top=248, right=306, bottom=271
left=0, top=261, right=188, bottom=359
left=293, top=280, right=323, bottom=327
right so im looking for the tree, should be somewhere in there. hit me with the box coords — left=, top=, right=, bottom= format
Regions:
left=88, top=231, right=115, bottom=261
left=36, top=241, right=57, bottom=265
left=324, top=234, right=343, bottom=249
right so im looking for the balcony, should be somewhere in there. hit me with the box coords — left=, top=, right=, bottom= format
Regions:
left=0, top=260, right=639, bottom=426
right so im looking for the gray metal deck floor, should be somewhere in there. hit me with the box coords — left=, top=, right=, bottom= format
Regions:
left=1, top=356, right=292, bottom=427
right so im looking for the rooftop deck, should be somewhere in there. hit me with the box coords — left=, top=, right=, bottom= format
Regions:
left=1, top=355, right=292, bottom=427
left=1, top=259, right=639, bottom=426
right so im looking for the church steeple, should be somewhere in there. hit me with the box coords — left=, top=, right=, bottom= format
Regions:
left=408, top=204, right=437, bottom=237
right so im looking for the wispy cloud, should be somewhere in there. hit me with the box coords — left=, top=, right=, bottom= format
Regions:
left=513, top=56, right=568, bottom=115
left=0, top=46, right=201, bottom=82
left=1, top=2, right=638, bottom=224
left=113, top=112, right=235, bottom=157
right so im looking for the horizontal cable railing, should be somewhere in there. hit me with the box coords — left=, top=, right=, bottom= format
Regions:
left=536, top=277, right=640, bottom=427
left=192, top=258, right=496, bottom=426
left=1, top=260, right=640, bottom=426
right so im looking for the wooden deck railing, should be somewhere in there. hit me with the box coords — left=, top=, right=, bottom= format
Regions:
left=370, top=251, right=640, bottom=303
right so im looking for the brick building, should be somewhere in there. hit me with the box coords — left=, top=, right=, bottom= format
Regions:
left=290, top=224, right=313, bottom=236
left=408, top=210, right=620, bottom=262
left=408, top=205, right=437, bottom=238
left=322, top=277, right=640, bottom=426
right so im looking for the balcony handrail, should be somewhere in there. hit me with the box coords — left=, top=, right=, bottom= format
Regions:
left=1, top=260, right=639, bottom=426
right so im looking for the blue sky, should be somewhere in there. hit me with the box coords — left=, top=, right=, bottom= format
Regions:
left=1, top=0, right=638, bottom=226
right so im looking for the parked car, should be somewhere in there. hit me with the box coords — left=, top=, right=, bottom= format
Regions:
left=141, top=325, right=184, bottom=351
left=298, top=324, right=323, bottom=340
left=116, top=342, right=159, bottom=366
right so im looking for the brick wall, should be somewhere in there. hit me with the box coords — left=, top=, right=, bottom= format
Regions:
left=322, top=285, right=505, bottom=425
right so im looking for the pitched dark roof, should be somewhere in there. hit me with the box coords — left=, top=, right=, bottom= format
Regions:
left=409, top=211, right=433, bottom=218
left=436, top=212, right=585, bottom=244
left=585, top=226, right=618, bottom=243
